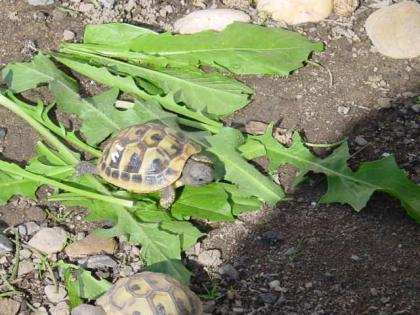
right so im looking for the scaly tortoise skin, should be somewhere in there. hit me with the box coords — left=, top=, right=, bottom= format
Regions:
left=96, top=272, right=203, bottom=315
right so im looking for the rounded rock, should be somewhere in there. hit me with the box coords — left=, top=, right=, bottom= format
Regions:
left=63, top=30, right=75, bottom=41
left=365, top=2, right=420, bottom=59
left=256, top=0, right=333, bottom=25
left=174, top=9, right=251, bottom=34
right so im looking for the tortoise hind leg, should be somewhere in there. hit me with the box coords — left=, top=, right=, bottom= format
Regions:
left=159, top=185, right=176, bottom=209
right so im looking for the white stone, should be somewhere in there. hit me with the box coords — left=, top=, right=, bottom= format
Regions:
left=28, top=227, right=67, bottom=254
left=44, top=285, right=67, bottom=304
left=365, top=2, right=420, bottom=59
left=174, top=9, right=251, bottom=34
left=63, top=30, right=75, bottom=41
left=256, top=0, right=333, bottom=25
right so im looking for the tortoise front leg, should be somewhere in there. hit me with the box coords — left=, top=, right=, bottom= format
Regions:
left=159, top=185, right=176, bottom=209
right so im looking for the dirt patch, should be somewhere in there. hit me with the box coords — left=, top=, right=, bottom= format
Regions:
left=0, top=0, right=419, bottom=314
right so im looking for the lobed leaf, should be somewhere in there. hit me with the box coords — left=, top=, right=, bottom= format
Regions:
left=253, top=124, right=420, bottom=222
left=206, top=128, right=284, bottom=205
left=2, top=53, right=77, bottom=93
left=171, top=183, right=234, bottom=222
left=52, top=53, right=222, bottom=129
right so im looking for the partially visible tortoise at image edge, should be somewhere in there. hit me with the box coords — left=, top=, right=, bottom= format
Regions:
left=77, top=123, right=214, bottom=208
left=96, top=272, right=203, bottom=315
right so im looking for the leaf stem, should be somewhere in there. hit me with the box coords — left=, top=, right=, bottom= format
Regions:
left=0, top=93, right=78, bottom=165
left=0, top=160, right=133, bottom=207
left=53, top=51, right=223, bottom=130
left=177, top=117, right=220, bottom=134
left=6, top=92, right=102, bottom=158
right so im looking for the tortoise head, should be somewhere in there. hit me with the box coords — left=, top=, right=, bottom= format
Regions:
left=181, top=156, right=214, bottom=186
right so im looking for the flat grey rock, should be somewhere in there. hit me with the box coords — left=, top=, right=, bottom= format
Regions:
left=0, top=234, right=13, bottom=255
left=79, top=254, right=118, bottom=269
left=28, top=227, right=67, bottom=254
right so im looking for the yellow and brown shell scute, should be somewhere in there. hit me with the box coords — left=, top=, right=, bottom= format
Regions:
left=97, top=123, right=200, bottom=193
left=96, top=272, right=203, bottom=315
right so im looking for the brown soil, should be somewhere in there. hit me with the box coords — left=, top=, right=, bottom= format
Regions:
left=0, top=1, right=419, bottom=314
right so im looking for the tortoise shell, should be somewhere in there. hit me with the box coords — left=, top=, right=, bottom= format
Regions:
left=97, top=123, right=201, bottom=193
left=96, top=272, right=203, bottom=315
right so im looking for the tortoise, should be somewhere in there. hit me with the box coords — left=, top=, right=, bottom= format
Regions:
left=96, top=271, right=203, bottom=315
left=77, top=123, right=214, bottom=208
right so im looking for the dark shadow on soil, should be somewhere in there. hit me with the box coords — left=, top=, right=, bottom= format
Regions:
left=193, top=96, right=420, bottom=314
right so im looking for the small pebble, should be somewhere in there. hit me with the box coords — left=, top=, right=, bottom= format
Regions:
left=268, top=280, right=281, bottom=290
left=0, top=127, right=7, bottom=142
left=20, top=249, right=32, bottom=259
left=350, top=254, right=360, bottom=261
left=79, top=254, right=118, bottom=269
left=337, top=105, right=350, bottom=115
left=219, top=264, right=239, bottom=280
left=0, top=234, right=14, bottom=255
left=71, top=304, right=106, bottom=315
left=370, top=288, right=378, bottom=296
left=354, top=136, right=368, bottom=146
left=411, top=104, right=420, bottom=113
left=18, top=260, right=36, bottom=276
left=63, top=30, right=75, bottom=41
left=28, top=227, right=67, bottom=254
left=44, top=285, right=67, bottom=303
